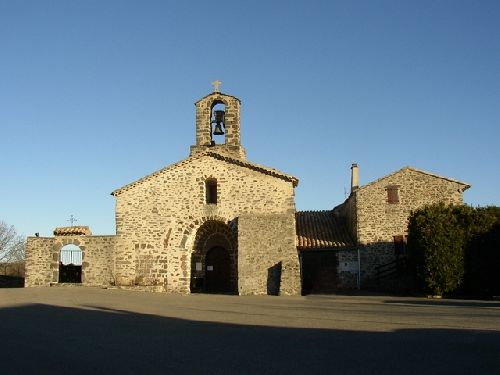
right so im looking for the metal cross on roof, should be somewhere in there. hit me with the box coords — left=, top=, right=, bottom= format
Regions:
left=68, top=215, right=78, bottom=226
left=212, top=80, right=221, bottom=93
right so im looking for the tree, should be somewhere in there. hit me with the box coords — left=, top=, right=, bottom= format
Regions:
left=0, top=221, right=25, bottom=265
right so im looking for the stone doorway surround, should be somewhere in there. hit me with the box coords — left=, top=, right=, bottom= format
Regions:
left=190, top=220, right=237, bottom=294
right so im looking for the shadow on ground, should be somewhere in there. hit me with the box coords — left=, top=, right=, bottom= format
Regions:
left=1, top=304, right=499, bottom=374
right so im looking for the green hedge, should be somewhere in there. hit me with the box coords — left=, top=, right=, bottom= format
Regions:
left=407, top=204, right=500, bottom=296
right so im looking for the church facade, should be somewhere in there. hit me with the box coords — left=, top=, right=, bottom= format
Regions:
left=25, top=88, right=470, bottom=294
left=26, top=90, right=301, bottom=295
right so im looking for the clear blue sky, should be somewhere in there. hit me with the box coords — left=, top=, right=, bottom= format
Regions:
left=1, top=1, right=499, bottom=237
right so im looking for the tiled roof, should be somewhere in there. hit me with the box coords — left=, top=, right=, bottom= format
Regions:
left=112, top=151, right=298, bottom=196
left=296, top=211, right=355, bottom=250
left=53, top=226, right=92, bottom=236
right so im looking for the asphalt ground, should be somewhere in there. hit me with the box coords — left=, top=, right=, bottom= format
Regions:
left=1, top=287, right=499, bottom=374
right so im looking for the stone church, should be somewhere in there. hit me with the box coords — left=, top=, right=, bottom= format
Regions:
left=25, top=88, right=470, bottom=295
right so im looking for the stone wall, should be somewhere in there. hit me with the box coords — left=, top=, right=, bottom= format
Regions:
left=337, top=249, right=359, bottom=289
left=82, top=236, right=116, bottom=286
left=25, top=237, right=54, bottom=286
left=333, top=194, right=357, bottom=242
left=238, top=214, right=300, bottom=295
left=354, top=168, right=468, bottom=283
left=112, top=154, right=297, bottom=293
left=25, top=234, right=116, bottom=287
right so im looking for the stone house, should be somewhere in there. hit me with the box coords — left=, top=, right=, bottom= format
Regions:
left=296, top=163, right=470, bottom=292
left=25, top=88, right=470, bottom=294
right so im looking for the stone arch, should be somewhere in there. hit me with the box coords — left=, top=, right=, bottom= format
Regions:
left=51, top=237, right=87, bottom=284
left=58, top=243, right=83, bottom=283
left=210, top=99, right=227, bottom=145
left=190, top=219, right=237, bottom=294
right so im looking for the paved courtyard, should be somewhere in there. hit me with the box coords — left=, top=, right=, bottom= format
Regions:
left=1, top=287, right=499, bottom=374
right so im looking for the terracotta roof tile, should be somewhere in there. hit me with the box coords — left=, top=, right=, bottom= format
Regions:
left=53, top=226, right=92, bottom=236
left=296, top=211, right=354, bottom=250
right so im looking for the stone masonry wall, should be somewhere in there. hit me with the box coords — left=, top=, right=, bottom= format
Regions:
left=333, top=193, right=357, bottom=242
left=355, top=168, right=467, bottom=283
left=238, top=214, right=300, bottom=295
left=25, top=237, right=55, bottom=286
left=25, top=234, right=116, bottom=287
left=82, top=236, right=116, bottom=286
left=337, top=249, right=359, bottom=289
left=113, top=154, right=297, bottom=293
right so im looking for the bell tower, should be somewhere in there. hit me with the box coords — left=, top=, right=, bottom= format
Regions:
left=190, top=83, right=246, bottom=159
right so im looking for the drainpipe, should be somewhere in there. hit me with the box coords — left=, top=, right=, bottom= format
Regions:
left=357, top=248, right=361, bottom=290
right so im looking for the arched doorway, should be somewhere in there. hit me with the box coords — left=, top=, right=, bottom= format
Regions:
left=59, top=244, right=83, bottom=283
left=190, top=220, right=237, bottom=294
left=205, top=246, right=231, bottom=293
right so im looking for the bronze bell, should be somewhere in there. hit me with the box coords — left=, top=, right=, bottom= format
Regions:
left=213, top=123, right=224, bottom=136
left=212, top=110, right=225, bottom=135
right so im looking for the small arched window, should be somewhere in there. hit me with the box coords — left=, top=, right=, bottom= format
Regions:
left=206, top=178, right=218, bottom=204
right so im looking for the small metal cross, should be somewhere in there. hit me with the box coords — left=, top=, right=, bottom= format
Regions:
left=212, top=80, right=221, bottom=93
left=68, top=215, right=78, bottom=226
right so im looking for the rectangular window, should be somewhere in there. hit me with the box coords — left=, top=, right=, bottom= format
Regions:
left=386, top=185, right=400, bottom=204
left=393, top=235, right=407, bottom=256
left=206, top=179, right=217, bottom=204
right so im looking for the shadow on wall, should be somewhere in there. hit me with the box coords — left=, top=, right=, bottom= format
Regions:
left=0, top=275, right=24, bottom=288
left=0, top=304, right=499, bottom=374
left=267, top=262, right=282, bottom=296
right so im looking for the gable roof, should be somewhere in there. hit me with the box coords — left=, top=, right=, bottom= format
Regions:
left=356, top=166, right=471, bottom=192
left=111, top=151, right=298, bottom=196
left=296, top=210, right=355, bottom=250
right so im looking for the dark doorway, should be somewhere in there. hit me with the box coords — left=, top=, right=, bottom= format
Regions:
left=301, top=251, right=338, bottom=295
left=59, top=244, right=83, bottom=283
left=59, top=264, right=82, bottom=283
left=205, top=246, right=230, bottom=293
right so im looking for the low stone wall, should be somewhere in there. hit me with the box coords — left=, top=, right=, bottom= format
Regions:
left=83, top=236, right=116, bottom=287
left=25, top=234, right=116, bottom=288
left=25, top=237, right=55, bottom=287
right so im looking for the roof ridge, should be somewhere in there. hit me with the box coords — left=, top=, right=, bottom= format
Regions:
left=356, top=166, right=470, bottom=192
left=112, top=151, right=298, bottom=196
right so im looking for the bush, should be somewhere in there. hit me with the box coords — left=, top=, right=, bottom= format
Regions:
left=407, top=204, right=472, bottom=295
left=407, top=204, right=500, bottom=296
left=464, top=207, right=500, bottom=296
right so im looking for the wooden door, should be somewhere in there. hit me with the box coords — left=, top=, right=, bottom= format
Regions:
left=205, top=246, right=230, bottom=293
